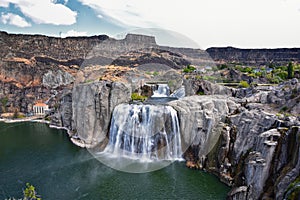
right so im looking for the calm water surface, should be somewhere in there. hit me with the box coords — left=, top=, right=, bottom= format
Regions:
left=0, top=122, right=230, bottom=199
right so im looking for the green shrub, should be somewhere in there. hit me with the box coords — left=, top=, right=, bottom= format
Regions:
left=280, top=106, right=288, bottom=112
left=152, top=71, right=159, bottom=76
left=218, top=64, right=228, bottom=70
left=239, top=81, right=250, bottom=88
left=0, top=96, right=8, bottom=106
left=183, top=65, right=196, bottom=73
left=131, top=93, right=147, bottom=101
left=195, top=75, right=202, bottom=80
left=277, top=71, right=288, bottom=80
left=239, top=66, right=253, bottom=73
left=23, top=183, right=41, bottom=200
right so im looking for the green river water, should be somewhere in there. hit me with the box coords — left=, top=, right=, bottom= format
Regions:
left=0, top=122, right=230, bottom=200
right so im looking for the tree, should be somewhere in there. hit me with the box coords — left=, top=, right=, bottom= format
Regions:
left=287, top=62, right=294, bottom=79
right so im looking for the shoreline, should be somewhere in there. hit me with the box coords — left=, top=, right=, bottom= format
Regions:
left=0, top=117, right=50, bottom=124
left=0, top=117, right=92, bottom=149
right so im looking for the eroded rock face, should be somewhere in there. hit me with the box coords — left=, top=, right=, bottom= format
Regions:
left=50, top=90, right=73, bottom=130
left=42, top=70, right=74, bottom=88
left=206, top=108, right=299, bottom=200
left=168, top=95, right=238, bottom=167
left=71, top=81, right=131, bottom=148
left=184, top=79, right=236, bottom=96
left=169, top=87, right=299, bottom=200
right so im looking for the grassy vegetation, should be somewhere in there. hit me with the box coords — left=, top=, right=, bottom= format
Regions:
left=203, top=75, right=218, bottom=81
left=197, top=91, right=205, bottom=95
left=183, top=65, right=196, bottom=73
left=131, top=93, right=147, bottom=101
left=239, top=80, right=250, bottom=88
left=152, top=71, right=159, bottom=76
left=145, top=71, right=159, bottom=76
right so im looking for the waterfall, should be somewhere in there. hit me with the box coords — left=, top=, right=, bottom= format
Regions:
left=152, top=84, right=170, bottom=97
left=104, top=103, right=182, bottom=162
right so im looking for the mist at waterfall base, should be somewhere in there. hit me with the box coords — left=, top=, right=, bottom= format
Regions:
left=90, top=84, right=186, bottom=173
left=0, top=122, right=230, bottom=199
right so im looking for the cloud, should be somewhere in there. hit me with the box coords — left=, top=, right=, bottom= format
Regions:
left=77, top=0, right=300, bottom=49
left=0, top=1, right=9, bottom=7
left=0, top=12, right=31, bottom=27
left=60, top=30, right=87, bottom=38
left=0, top=0, right=77, bottom=25
left=78, top=0, right=157, bottom=28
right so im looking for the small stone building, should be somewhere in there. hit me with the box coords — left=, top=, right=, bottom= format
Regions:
left=33, top=103, right=49, bottom=115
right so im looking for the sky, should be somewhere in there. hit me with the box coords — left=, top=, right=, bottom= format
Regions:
left=0, top=0, right=299, bottom=49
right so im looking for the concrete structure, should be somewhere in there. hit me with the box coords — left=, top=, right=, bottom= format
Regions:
left=33, top=103, right=48, bottom=115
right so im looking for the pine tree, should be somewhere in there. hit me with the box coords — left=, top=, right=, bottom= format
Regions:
left=287, top=62, right=294, bottom=79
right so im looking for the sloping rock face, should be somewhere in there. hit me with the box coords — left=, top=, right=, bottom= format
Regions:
left=70, top=81, right=131, bottom=148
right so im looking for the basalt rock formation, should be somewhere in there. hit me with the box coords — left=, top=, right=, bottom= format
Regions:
left=0, top=31, right=215, bottom=114
left=168, top=96, right=298, bottom=200
left=207, top=47, right=300, bottom=66
left=1, top=31, right=300, bottom=199
left=70, top=81, right=131, bottom=148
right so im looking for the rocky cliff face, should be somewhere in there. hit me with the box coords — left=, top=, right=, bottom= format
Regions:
left=0, top=31, right=209, bottom=114
left=70, top=81, right=131, bottom=148
left=207, top=47, right=300, bottom=66
left=1, top=31, right=300, bottom=199
left=169, top=80, right=300, bottom=200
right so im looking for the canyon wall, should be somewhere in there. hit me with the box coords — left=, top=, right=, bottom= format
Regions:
left=175, top=79, right=300, bottom=199
left=207, top=47, right=300, bottom=66
left=1, top=32, right=300, bottom=199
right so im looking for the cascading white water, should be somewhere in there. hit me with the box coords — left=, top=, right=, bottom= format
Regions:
left=94, top=83, right=183, bottom=172
left=152, top=84, right=170, bottom=97
left=104, top=103, right=182, bottom=161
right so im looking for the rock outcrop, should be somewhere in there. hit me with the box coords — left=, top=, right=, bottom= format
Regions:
left=70, top=81, right=131, bottom=148
left=168, top=95, right=238, bottom=168
left=171, top=88, right=299, bottom=199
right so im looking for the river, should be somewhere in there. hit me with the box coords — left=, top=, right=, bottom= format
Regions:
left=0, top=122, right=230, bottom=199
